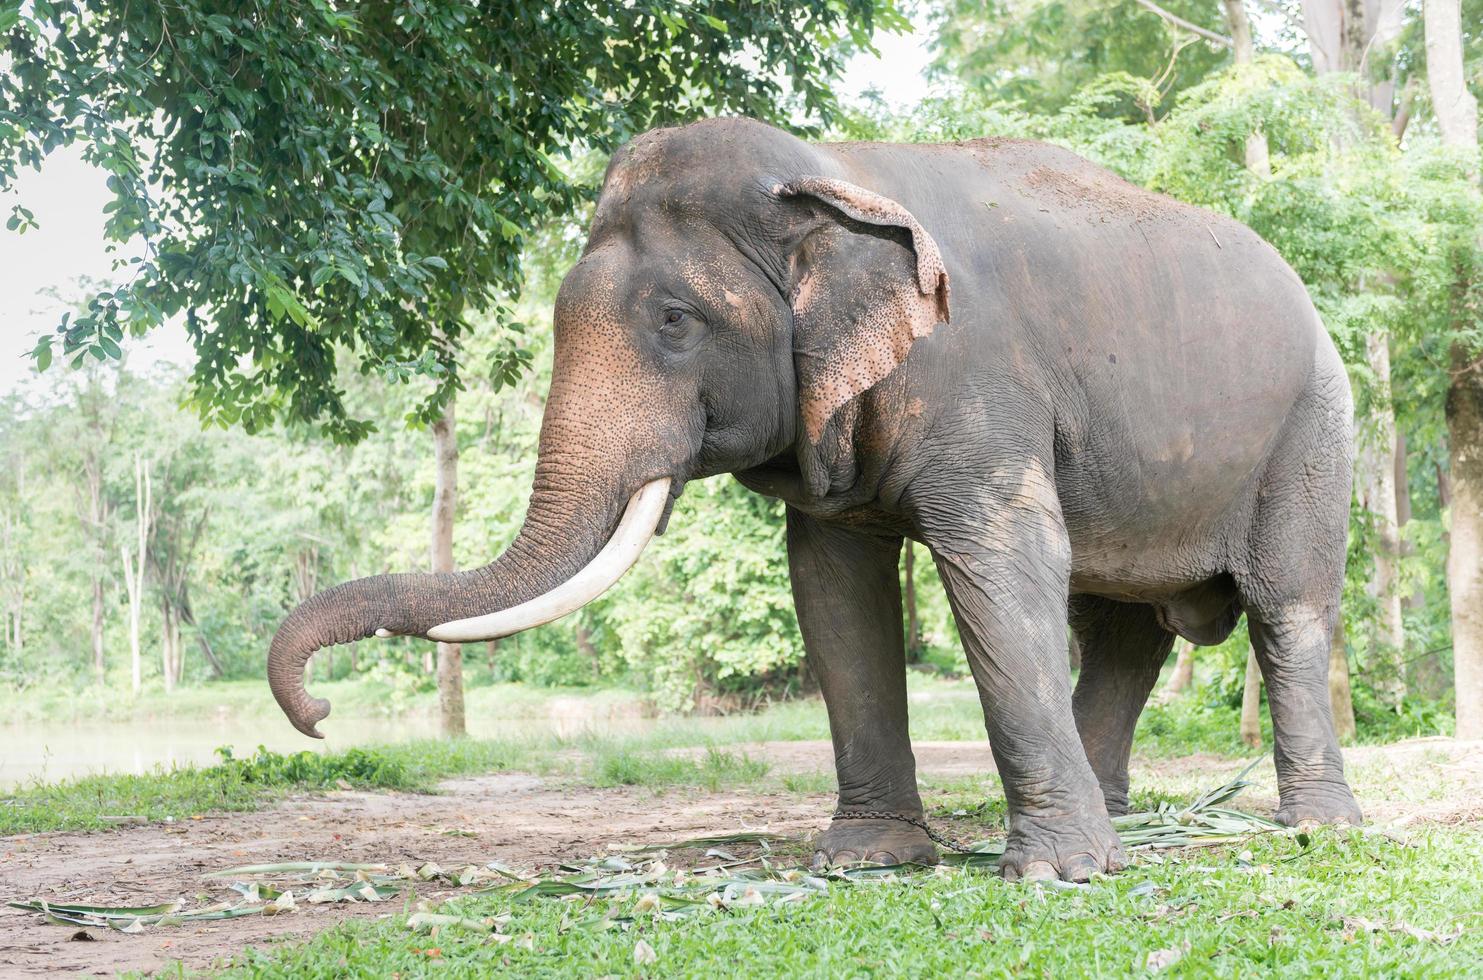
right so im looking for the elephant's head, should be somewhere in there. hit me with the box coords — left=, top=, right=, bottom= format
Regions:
left=269, top=118, right=950, bottom=736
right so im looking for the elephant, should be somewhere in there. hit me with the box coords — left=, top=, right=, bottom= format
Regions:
left=268, top=116, right=1363, bottom=882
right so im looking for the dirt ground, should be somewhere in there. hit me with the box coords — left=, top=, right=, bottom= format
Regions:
left=2, top=739, right=1479, bottom=977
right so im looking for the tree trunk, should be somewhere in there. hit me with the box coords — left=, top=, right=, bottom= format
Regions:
left=1395, top=429, right=1426, bottom=612
left=1240, top=648, right=1263, bottom=748
left=176, top=593, right=225, bottom=678
left=432, top=399, right=466, bottom=738
left=163, top=602, right=172, bottom=694
left=161, top=599, right=179, bottom=694
left=1395, top=429, right=1413, bottom=528
left=91, top=577, right=105, bottom=684
left=1424, top=0, right=1481, bottom=740
left=81, top=439, right=110, bottom=685
left=486, top=639, right=499, bottom=680
left=1449, top=348, right=1483, bottom=739
left=0, top=509, right=21, bottom=658
left=1165, top=640, right=1195, bottom=696
left=1424, top=0, right=1480, bottom=148
left=903, top=542, right=923, bottom=663
left=123, top=453, right=151, bottom=695
left=1329, top=614, right=1357, bottom=740
left=1355, top=332, right=1408, bottom=705
left=1223, top=0, right=1271, bottom=173
left=122, top=543, right=141, bottom=691
left=575, top=624, right=598, bottom=665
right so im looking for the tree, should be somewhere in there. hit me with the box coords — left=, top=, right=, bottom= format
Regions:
left=0, top=506, right=22, bottom=657
left=1240, top=648, right=1264, bottom=748
left=3, top=0, right=897, bottom=444
left=1221, top=0, right=1270, bottom=173
left=1159, top=640, right=1195, bottom=700
left=431, top=398, right=464, bottom=736
left=1330, top=617, right=1358, bottom=739
left=34, top=286, right=128, bottom=685
left=933, top=0, right=1231, bottom=122
left=902, top=542, right=924, bottom=664
left=59, top=365, right=118, bottom=684
left=120, top=452, right=150, bottom=695
left=1423, top=0, right=1482, bottom=739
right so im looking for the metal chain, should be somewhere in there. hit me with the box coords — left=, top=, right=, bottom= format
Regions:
left=830, top=808, right=974, bottom=854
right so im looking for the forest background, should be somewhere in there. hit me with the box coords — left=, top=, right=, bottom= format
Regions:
left=2, top=0, right=1480, bottom=750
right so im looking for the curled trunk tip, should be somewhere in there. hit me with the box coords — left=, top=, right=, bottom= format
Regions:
left=291, top=697, right=330, bottom=739
left=267, top=583, right=374, bottom=739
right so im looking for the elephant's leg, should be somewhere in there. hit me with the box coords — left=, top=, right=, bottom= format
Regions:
left=1069, top=597, right=1176, bottom=815
left=1237, top=355, right=1362, bottom=827
left=921, top=473, right=1125, bottom=882
left=785, top=508, right=935, bottom=867
left=1244, top=607, right=1361, bottom=825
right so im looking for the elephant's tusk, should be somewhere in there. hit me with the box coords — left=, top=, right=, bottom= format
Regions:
left=424, top=478, right=671, bottom=643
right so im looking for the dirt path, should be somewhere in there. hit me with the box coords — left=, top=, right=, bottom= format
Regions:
left=0, top=775, right=831, bottom=976
left=2, top=739, right=1479, bottom=976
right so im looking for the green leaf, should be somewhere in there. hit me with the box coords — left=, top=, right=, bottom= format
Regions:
left=206, top=862, right=389, bottom=877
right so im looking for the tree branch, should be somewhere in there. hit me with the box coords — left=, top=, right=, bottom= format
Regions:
left=1133, top=0, right=1233, bottom=47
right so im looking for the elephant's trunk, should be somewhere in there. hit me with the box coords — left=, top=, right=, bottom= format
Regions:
left=267, top=452, right=669, bottom=738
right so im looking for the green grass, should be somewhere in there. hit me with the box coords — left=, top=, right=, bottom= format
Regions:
left=590, top=746, right=771, bottom=791
left=1132, top=697, right=1257, bottom=757
left=213, top=827, right=1483, bottom=978
left=0, top=735, right=782, bottom=836
left=781, top=772, right=837, bottom=794
left=0, top=739, right=548, bottom=836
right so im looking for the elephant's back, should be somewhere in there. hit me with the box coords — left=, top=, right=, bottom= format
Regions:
left=824, top=138, right=1317, bottom=389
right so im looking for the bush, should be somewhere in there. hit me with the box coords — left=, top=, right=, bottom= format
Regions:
left=214, top=745, right=412, bottom=789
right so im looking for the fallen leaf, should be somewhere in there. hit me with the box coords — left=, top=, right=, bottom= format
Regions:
left=634, top=939, right=657, bottom=964
left=264, top=891, right=296, bottom=915
left=1145, top=941, right=1189, bottom=971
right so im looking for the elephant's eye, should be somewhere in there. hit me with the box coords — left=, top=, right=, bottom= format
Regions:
left=656, top=307, right=704, bottom=353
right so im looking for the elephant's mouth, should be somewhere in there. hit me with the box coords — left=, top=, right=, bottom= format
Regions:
left=424, top=477, right=673, bottom=644
left=656, top=478, right=685, bottom=535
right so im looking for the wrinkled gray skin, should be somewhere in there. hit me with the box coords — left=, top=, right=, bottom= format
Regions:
left=268, top=117, right=1361, bottom=882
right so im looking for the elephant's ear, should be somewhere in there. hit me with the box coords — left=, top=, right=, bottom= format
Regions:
left=775, top=177, right=951, bottom=446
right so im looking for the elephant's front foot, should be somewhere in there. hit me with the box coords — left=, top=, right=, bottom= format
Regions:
left=811, top=816, right=938, bottom=868
left=1275, top=779, right=1363, bottom=828
left=1000, top=807, right=1127, bottom=883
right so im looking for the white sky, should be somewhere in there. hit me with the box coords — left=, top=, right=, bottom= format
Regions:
left=0, top=26, right=936, bottom=399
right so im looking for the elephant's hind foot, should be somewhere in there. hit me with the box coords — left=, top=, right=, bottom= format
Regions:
left=811, top=816, right=938, bottom=868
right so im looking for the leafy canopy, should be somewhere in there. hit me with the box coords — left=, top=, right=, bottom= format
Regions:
left=1, top=0, right=894, bottom=441
left=931, top=0, right=1234, bottom=122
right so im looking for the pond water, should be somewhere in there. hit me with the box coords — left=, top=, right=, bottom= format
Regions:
left=0, top=698, right=655, bottom=790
